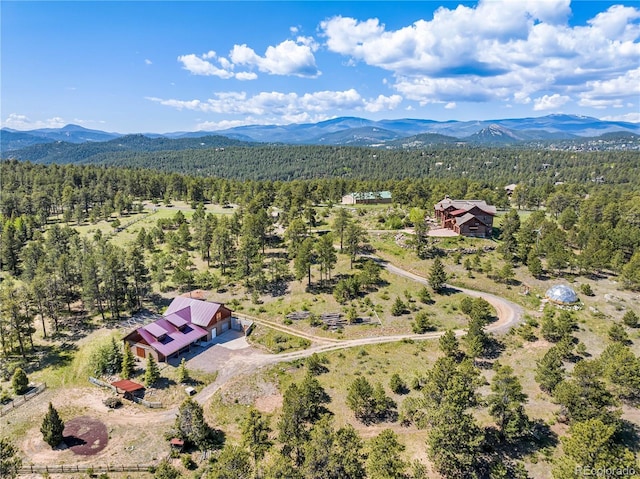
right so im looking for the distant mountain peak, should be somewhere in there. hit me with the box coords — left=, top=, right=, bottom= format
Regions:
left=2, top=114, right=638, bottom=152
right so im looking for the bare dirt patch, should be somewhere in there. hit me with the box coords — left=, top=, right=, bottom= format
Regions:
left=254, top=394, right=283, bottom=413
left=63, top=416, right=108, bottom=455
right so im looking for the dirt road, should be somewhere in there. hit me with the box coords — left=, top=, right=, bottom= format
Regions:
left=192, top=258, right=524, bottom=406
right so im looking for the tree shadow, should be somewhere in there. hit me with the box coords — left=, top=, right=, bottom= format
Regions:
left=147, top=294, right=172, bottom=313
left=616, top=419, right=640, bottom=452
left=483, top=419, right=559, bottom=461
left=63, top=435, right=87, bottom=448
left=267, top=279, right=290, bottom=297
left=36, top=342, right=78, bottom=371
left=483, top=336, right=506, bottom=360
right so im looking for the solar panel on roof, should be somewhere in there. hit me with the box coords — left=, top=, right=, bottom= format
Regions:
left=144, top=322, right=168, bottom=338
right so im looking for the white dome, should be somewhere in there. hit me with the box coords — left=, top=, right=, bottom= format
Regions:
left=545, top=284, right=578, bottom=304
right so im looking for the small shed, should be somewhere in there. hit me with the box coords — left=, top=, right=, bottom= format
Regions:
left=111, top=379, right=145, bottom=400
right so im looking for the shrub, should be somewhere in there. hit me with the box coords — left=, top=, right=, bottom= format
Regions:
left=622, top=310, right=639, bottom=328
left=391, top=297, right=406, bottom=316
left=11, top=368, right=29, bottom=395
left=389, top=373, right=408, bottom=395
left=103, top=397, right=122, bottom=409
left=181, top=454, right=197, bottom=470
left=580, top=283, right=594, bottom=296
left=417, top=287, right=433, bottom=304
left=90, top=338, right=123, bottom=377
left=412, top=310, right=436, bottom=334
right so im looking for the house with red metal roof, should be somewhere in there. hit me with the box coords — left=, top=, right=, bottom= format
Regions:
left=123, top=297, right=233, bottom=362
left=434, top=197, right=496, bottom=238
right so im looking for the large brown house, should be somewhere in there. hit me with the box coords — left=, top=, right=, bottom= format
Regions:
left=434, top=197, right=496, bottom=238
left=123, top=297, right=232, bottom=362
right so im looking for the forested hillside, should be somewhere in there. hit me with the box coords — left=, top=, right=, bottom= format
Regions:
left=1, top=159, right=640, bottom=478
left=4, top=142, right=639, bottom=184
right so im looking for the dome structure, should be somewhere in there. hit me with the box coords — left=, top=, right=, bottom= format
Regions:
left=545, top=284, right=578, bottom=304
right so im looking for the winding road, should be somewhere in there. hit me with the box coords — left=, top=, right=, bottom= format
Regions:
left=191, top=257, right=524, bottom=406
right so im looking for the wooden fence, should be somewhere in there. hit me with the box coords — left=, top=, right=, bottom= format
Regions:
left=131, top=395, right=162, bottom=409
left=19, top=464, right=154, bottom=474
left=0, top=383, right=47, bottom=417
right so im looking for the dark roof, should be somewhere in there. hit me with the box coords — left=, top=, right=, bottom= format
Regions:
left=111, top=379, right=145, bottom=392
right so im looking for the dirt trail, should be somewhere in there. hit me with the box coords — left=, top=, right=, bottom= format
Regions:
left=190, top=257, right=524, bottom=406
left=9, top=257, right=526, bottom=470
left=10, top=258, right=524, bottom=435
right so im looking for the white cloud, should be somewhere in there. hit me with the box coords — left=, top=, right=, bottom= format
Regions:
left=2, top=113, right=67, bottom=130
left=148, top=89, right=403, bottom=121
left=533, top=94, right=570, bottom=111
left=578, top=68, right=640, bottom=109
left=179, top=37, right=320, bottom=80
left=235, top=71, right=258, bottom=81
left=601, top=112, right=640, bottom=123
left=319, top=0, right=640, bottom=109
left=364, top=94, right=403, bottom=112
left=177, top=52, right=235, bottom=79
left=230, top=38, right=320, bottom=77
left=145, top=59, right=152, bottom=65
left=445, top=102, right=456, bottom=110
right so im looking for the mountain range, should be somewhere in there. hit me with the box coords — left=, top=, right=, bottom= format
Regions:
left=2, top=114, right=639, bottom=155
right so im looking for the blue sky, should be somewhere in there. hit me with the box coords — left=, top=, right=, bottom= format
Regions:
left=2, top=1, right=639, bottom=133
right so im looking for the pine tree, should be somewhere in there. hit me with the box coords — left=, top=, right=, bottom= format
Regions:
left=429, top=258, right=447, bottom=293
left=411, top=310, right=436, bottom=334
left=41, top=402, right=65, bottom=448
left=366, top=429, right=406, bottom=479
left=0, top=437, right=22, bottom=479
left=527, top=254, right=543, bottom=279
left=121, top=345, right=135, bottom=380
left=177, top=358, right=190, bottom=384
left=391, top=297, right=406, bottom=316
left=144, top=355, right=160, bottom=387
left=347, top=376, right=375, bottom=423
left=487, top=363, right=529, bottom=441
left=174, top=398, right=213, bottom=450
left=535, top=347, right=565, bottom=394
left=241, top=408, right=272, bottom=470
left=439, top=329, right=460, bottom=359
left=333, top=208, right=351, bottom=252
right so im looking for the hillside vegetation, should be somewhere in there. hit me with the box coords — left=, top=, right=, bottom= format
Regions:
left=1, top=158, right=639, bottom=478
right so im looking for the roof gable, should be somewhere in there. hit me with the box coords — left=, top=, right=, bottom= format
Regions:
left=435, top=198, right=496, bottom=216
left=165, top=297, right=224, bottom=328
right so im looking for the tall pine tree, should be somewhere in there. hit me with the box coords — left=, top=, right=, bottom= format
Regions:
left=121, top=345, right=135, bottom=379
left=41, top=402, right=65, bottom=448
left=144, top=355, right=160, bottom=387
left=429, top=258, right=447, bottom=293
